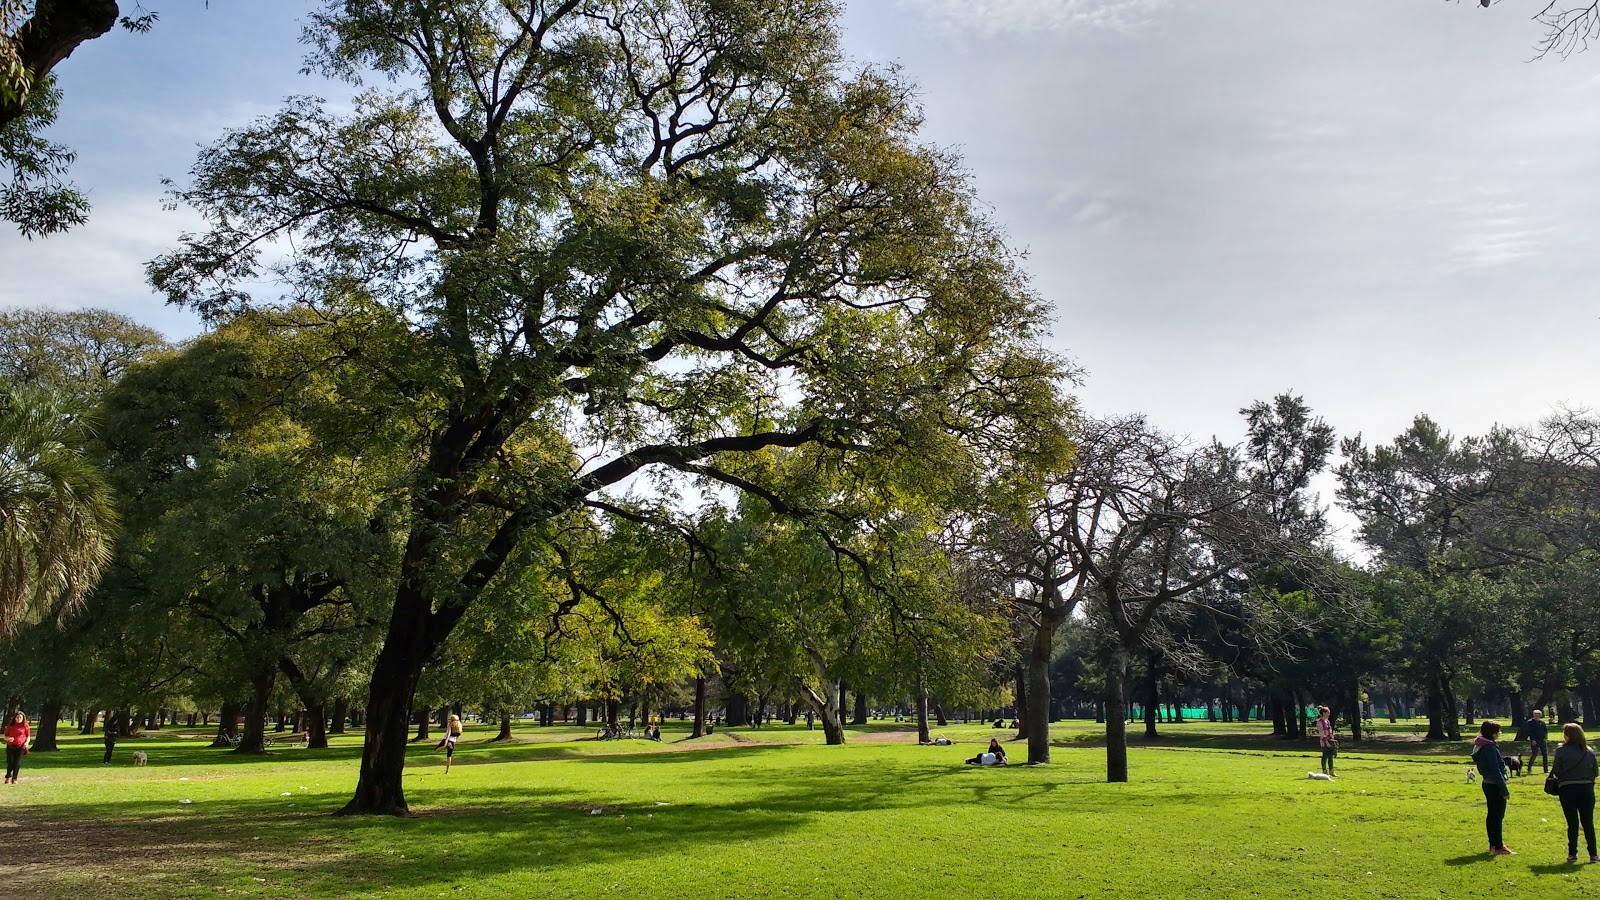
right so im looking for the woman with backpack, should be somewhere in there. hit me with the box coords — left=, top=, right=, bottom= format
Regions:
left=1550, top=723, right=1599, bottom=864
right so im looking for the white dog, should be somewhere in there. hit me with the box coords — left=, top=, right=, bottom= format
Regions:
left=132, top=750, right=148, bottom=766
left=1466, top=767, right=1476, bottom=783
left=1306, top=771, right=1332, bottom=781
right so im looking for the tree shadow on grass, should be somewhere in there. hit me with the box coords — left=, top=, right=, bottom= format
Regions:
left=18, top=741, right=1251, bottom=897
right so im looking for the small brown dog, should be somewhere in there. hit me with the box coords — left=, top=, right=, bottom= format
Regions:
left=132, top=750, right=148, bottom=766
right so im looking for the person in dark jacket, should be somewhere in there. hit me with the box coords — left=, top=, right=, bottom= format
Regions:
left=1550, top=722, right=1599, bottom=864
left=102, top=718, right=119, bottom=765
left=1472, top=720, right=1515, bottom=856
left=1527, top=709, right=1551, bottom=773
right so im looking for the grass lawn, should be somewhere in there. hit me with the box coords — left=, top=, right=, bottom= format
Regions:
left=8, top=719, right=1599, bottom=898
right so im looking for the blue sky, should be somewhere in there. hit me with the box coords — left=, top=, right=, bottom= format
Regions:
left=5, top=0, right=1599, bottom=541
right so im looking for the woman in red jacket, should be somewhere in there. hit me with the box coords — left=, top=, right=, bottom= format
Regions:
left=3, top=711, right=30, bottom=784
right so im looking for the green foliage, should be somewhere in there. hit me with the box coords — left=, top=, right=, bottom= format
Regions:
left=147, top=0, right=1068, bottom=809
left=0, top=305, right=168, bottom=397
left=0, top=382, right=116, bottom=636
left=0, top=76, right=88, bottom=237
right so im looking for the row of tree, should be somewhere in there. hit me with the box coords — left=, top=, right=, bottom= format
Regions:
left=7, top=1, right=1600, bottom=818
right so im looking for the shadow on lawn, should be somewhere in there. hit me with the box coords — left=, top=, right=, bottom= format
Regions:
left=22, top=742, right=1175, bottom=894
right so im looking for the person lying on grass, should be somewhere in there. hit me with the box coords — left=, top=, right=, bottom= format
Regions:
left=966, top=738, right=1007, bottom=766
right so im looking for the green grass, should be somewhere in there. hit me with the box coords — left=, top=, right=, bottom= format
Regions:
left=8, top=719, right=1600, bottom=898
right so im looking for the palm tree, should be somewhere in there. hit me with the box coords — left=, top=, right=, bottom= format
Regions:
left=0, top=383, right=116, bottom=635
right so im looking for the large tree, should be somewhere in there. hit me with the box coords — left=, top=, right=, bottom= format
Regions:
left=150, top=0, right=1067, bottom=815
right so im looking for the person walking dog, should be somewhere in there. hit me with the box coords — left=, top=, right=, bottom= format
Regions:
left=1527, top=709, right=1551, bottom=773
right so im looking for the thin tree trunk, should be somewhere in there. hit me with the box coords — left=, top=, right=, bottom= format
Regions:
left=493, top=708, right=513, bottom=742
left=852, top=691, right=868, bottom=726
left=1104, top=646, right=1130, bottom=783
left=692, top=677, right=707, bottom=738
left=1143, top=652, right=1160, bottom=740
left=1442, top=676, right=1462, bottom=741
left=915, top=686, right=931, bottom=744
left=1015, top=662, right=1031, bottom=742
left=330, top=697, right=349, bottom=735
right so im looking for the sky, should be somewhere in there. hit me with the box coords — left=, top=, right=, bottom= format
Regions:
left=4, top=0, right=1599, bottom=529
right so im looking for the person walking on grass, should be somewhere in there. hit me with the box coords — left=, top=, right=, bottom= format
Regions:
left=3, top=712, right=29, bottom=784
left=1527, top=709, right=1551, bottom=774
left=434, top=713, right=463, bottom=773
left=1550, top=722, right=1599, bottom=864
left=102, top=717, right=119, bottom=765
left=1472, top=720, right=1515, bottom=856
left=1315, top=706, right=1337, bottom=778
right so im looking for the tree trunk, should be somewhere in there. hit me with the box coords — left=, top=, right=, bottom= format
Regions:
left=852, top=690, right=868, bottom=726
left=1425, top=676, right=1447, bottom=741
left=575, top=701, right=588, bottom=727
left=725, top=692, right=749, bottom=727
left=32, top=699, right=62, bottom=752
left=235, top=671, right=275, bottom=754
left=1014, top=662, right=1031, bottom=740
left=80, top=709, right=99, bottom=735
left=800, top=684, right=844, bottom=745
left=916, top=686, right=931, bottom=744
left=1142, top=653, right=1160, bottom=740
left=493, top=708, right=513, bottom=742
left=305, top=701, right=329, bottom=749
left=1441, top=676, right=1462, bottom=741
left=1024, top=620, right=1053, bottom=764
left=1346, top=688, right=1362, bottom=743
left=1104, top=646, right=1130, bottom=783
left=692, top=677, right=707, bottom=738
left=210, top=699, right=240, bottom=748
left=411, top=705, right=432, bottom=742
left=330, top=697, right=349, bottom=735
left=337, top=638, right=426, bottom=816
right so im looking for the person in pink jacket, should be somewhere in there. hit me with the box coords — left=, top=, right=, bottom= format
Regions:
left=3, top=711, right=30, bottom=784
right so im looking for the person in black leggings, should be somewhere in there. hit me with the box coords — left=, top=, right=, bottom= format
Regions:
left=3, top=712, right=29, bottom=783
left=1471, top=720, right=1514, bottom=856
left=1551, top=722, right=1599, bottom=864
left=102, top=719, right=119, bottom=765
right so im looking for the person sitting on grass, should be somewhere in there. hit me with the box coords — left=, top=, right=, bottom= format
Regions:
left=966, top=738, right=1007, bottom=766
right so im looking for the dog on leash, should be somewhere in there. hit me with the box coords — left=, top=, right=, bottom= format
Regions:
left=132, top=750, right=148, bottom=766
left=1504, top=754, right=1523, bottom=777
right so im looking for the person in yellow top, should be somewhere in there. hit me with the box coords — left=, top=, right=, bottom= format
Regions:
left=434, top=714, right=464, bottom=773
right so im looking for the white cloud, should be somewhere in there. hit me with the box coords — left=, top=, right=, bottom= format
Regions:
left=895, top=0, right=1168, bottom=36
